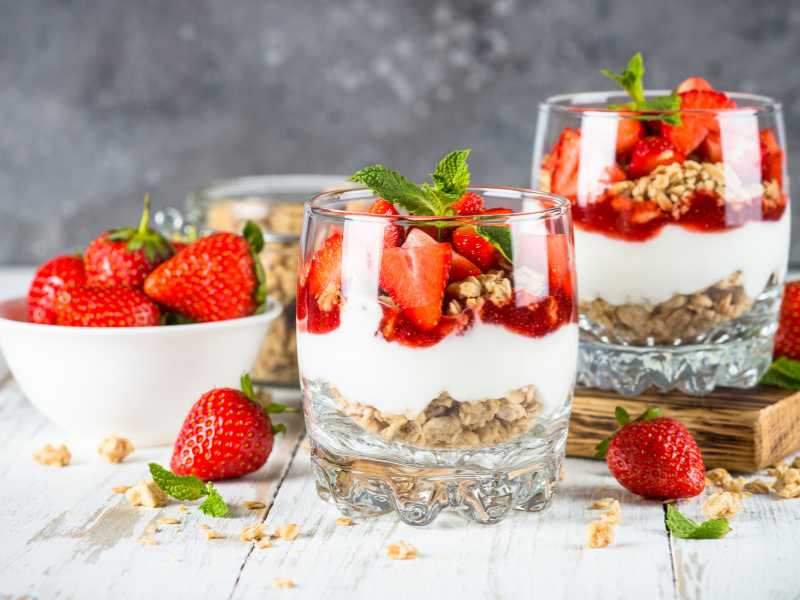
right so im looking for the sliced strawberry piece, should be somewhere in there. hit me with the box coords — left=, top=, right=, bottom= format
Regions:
left=402, top=228, right=437, bottom=248
left=450, top=250, right=481, bottom=281
left=379, top=243, right=451, bottom=331
left=698, top=131, right=723, bottom=162
left=451, top=191, right=484, bottom=215
left=676, top=76, right=714, bottom=94
left=628, top=137, right=686, bottom=179
left=380, top=303, right=473, bottom=347
left=368, top=198, right=404, bottom=247
left=600, top=164, right=627, bottom=185
left=307, top=294, right=340, bottom=333
left=550, top=128, right=581, bottom=199
left=452, top=226, right=496, bottom=271
left=760, top=128, right=784, bottom=186
left=660, top=90, right=737, bottom=154
left=307, top=232, right=343, bottom=304
left=760, top=128, right=781, bottom=155
left=546, top=233, right=574, bottom=299
left=616, top=118, right=645, bottom=157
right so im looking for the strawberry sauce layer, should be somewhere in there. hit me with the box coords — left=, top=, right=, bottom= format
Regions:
left=573, top=191, right=787, bottom=242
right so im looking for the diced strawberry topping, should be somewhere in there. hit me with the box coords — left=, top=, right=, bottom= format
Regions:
left=481, top=293, right=572, bottom=338
left=452, top=226, right=496, bottom=271
left=379, top=304, right=473, bottom=347
left=628, top=137, right=686, bottom=179
left=676, top=76, right=714, bottom=94
left=379, top=242, right=451, bottom=331
left=698, top=131, right=723, bottom=163
left=451, top=191, right=484, bottom=215
left=368, top=198, right=404, bottom=247
left=659, top=90, right=737, bottom=155
left=549, top=128, right=581, bottom=199
left=402, top=228, right=436, bottom=248
left=306, top=294, right=340, bottom=333
left=616, top=118, right=645, bottom=157
left=760, top=128, right=784, bottom=187
left=600, top=164, right=627, bottom=184
left=450, top=250, right=481, bottom=281
left=307, top=232, right=343, bottom=303
left=546, top=233, right=574, bottom=299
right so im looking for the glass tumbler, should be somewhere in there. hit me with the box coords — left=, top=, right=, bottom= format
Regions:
left=534, top=91, right=790, bottom=396
left=297, top=186, right=577, bottom=525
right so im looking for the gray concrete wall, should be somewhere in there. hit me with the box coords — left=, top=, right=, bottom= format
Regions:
left=1, top=0, right=798, bottom=264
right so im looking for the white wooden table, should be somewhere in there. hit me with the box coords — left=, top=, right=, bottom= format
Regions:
left=1, top=267, right=799, bottom=599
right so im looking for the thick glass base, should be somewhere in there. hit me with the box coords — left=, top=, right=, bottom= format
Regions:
left=304, top=381, right=569, bottom=526
left=578, top=335, right=774, bottom=397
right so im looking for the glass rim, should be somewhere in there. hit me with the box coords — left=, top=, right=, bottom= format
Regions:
left=308, top=185, right=571, bottom=223
left=540, top=90, right=782, bottom=117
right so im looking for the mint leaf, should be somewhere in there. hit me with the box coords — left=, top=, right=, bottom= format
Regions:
left=762, top=357, right=800, bottom=390
left=149, top=463, right=207, bottom=501
left=602, top=52, right=646, bottom=105
left=351, top=165, right=442, bottom=216
left=475, top=225, right=512, bottom=262
left=199, top=484, right=229, bottom=517
left=666, top=504, right=730, bottom=539
left=431, top=149, right=470, bottom=197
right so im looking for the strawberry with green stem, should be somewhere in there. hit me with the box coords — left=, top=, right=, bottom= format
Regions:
left=84, top=194, right=174, bottom=289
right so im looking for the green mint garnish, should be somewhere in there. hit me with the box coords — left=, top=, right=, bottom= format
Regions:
left=666, top=504, right=731, bottom=540
left=431, top=149, right=471, bottom=197
left=149, top=463, right=230, bottom=516
left=602, top=52, right=682, bottom=126
left=595, top=406, right=661, bottom=459
left=475, top=225, right=512, bottom=262
left=760, top=356, right=800, bottom=390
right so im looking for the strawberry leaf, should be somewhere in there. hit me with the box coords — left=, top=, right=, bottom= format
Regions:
left=596, top=406, right=661, bottom=459
left=475, top=225, right=513, bottom=262
left=595, top=437, right=611, bottom=460
left=615, top=406, right=630, bottom=427
left=199, top=483, right=229, bottom=517
left=149, top=463, right=208, bottom=501
left=666, top=504, right=730, bottom=539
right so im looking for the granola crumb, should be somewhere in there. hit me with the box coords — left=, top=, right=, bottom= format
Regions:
left=125, top=480, right=168, bottom=508
left=244, top=501, right=266, bottom=510
left=793, top=457, right=800, bottom=470
left=32, top=443, right=71, bottom=467
left=157, top=517, right=180, bottom=526
left=335, top=516, right=353, bottom=526
left=273, top=578, right=295, bottom=589
left=112, top=485, right=130, bottom=494
left=744, top=479, right=772, bottom=494
left=590, top=497, right=616, bottom=510
left=703, top=490, right=743, bottom=520
left=258, top=538, right=273, bottom=549
left=275, top=523, right=300, bottom=541
left=387, top=540, right=418, bottom=560
left=559, top=467, right=566, bottom=481
left=600, top=500, right=622, bottom=525
left=97, top=434, right=134, bottom=464
left=587, top=520, right=615, bottom=548
left=240, top=524, right=268, bottom=542
left=204, top=529, right=224, bottom=540
left=138, top=536, right=158, bottom=546
left=772, top=467, right=800, bottom=499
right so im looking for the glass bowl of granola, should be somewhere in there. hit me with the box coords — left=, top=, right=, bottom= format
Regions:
left=297, top=152, right=578, bottom=525
left=187, top=175, right=351, bottom=388
left=534, top=54, right=790, bottom=396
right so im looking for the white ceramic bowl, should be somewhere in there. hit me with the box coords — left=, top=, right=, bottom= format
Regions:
left=0, top=297, right=281, bottom=446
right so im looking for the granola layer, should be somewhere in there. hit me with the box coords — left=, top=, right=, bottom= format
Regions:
left=334, top=386, right=541, bottom=449
left=581, top=271, right=758, bottom=345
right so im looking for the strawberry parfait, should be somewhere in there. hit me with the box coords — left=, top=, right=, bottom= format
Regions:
left=297, top=150, right=577, bottom=524
left=534, top=53, right=790, bottom=396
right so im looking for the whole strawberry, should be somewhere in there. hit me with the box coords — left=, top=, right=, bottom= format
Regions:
left=144, top=221, right=266, bottom=322
left=84, top=195, right=173, bottom=289
left=170, top=374, right=291, bottom=480
left=27, top=255, right=87, bottom=324
left=774, top=281, right=800, bottom=360
left=55, top=286, right=160, bottom=327
left=596, top=407, right=705, bottom=499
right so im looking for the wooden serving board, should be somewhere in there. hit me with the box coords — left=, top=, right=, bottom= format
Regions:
left=567, top=386, right=800, bottom=472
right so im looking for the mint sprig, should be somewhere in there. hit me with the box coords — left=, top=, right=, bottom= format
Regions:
left=666, top=504, right=731, bottom=540
left=475, top=225, right=512, bottom=262
left=602, top=52, right=682, bottom=126
left=595, top=406, right=661, bottom=459
left=431, top=149, right=470, bottom=197
left=149, top=463, right=230, bottom=517
left=761, top=357, right=800, bottom=390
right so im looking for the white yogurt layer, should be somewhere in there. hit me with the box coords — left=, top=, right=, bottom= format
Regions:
left=574, top=210, right=790, bottom=306
left=297, top=298, right=578, bottom=418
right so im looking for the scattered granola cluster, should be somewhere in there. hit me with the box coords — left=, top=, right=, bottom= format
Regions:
left=387, top=540, right=418, bottom=560
left=97, top=434, right=134, bottom=464
left=706, top=462, right=800, bottom=500
left=126, top=480, right=168, bottom=508
left=445, top=270, right=513, bottom=315
left=582, top=271, right=755, bottom=345
left=586, top=498, right=622, bottom=549
left=337, top=385, right=541, bottom=449
left=33, top=443, right=71, bottom=467
left=703, top=490, right=743, bottom=520
left=240, top=522, right=300, bottom=545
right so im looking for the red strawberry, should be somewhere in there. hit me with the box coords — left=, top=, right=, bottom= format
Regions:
left=760, top=128, right=784, bottom=186
left=452, top=226, right=496, bottom=270
left=171, top=374, right=291, bottom=480
left=660, top=90, right=737, bottom=155
left=368, top=198, right=404, bottom=247
left=55, top=286, right=160, bottom=327
left=144, top=222, right=266, bottom=322
left=597, top=407, right=705, bottom=499
left=698, top=131, right=723, bottom=163
left=616, top=118, right=645, bottom=157
left=676, top=76, right=714, bottom=94
left=404, top=228, right=480, bottom=281
left=84, top=195, right=174, bottom=289
left=27, top=255, right=86, bottom=324
left=307, top=231, right=343, bottom=305
left=451, top=191, right=484, bottom=215
left=549, top=128, right=581, bottom=198
left=379, top=303, right=473, bottom=347
left=600, top=164, right=627, bottom=184
left=379, top=242, right=451, bottom=331
left=774, top=282, right=800, bottom=359
left=628, top=137, right=686, bottom=179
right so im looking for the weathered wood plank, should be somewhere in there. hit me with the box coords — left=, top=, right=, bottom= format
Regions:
left=669, top=462, right=800, bottom=600
left=231, top=450, right=676, bottom=599
left=0, top=380, right=304, bottom=599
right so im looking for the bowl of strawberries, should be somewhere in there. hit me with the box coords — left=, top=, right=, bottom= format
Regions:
left=0, top=197, right=281, bottom=446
